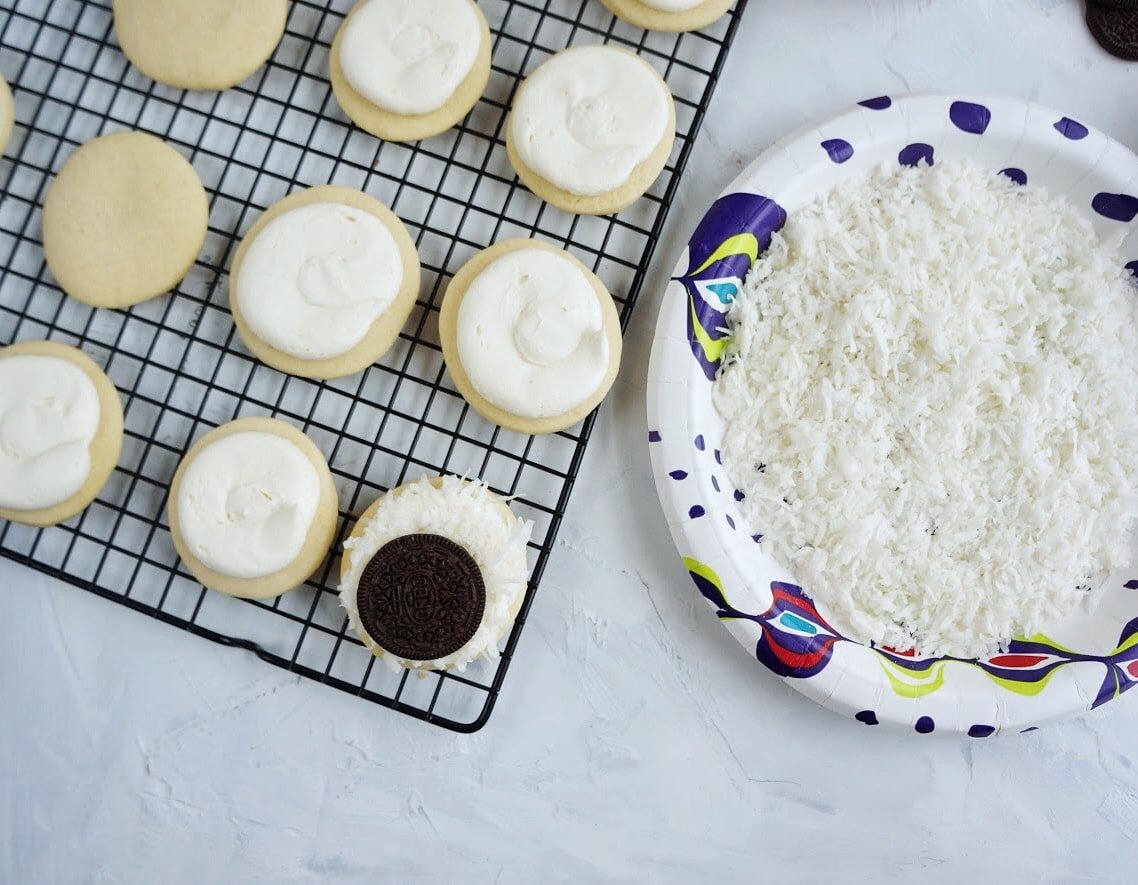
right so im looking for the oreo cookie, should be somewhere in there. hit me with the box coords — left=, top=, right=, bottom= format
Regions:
left=1087, top=3, right=1138, bottom=61
left=357, top=533, right=486, bottom=662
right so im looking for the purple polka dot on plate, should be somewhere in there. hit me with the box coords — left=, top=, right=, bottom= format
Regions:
left=1126, top=262, right=1138, bottom=281
left=1094, top=192, right=1138, bottom=223
left=689, top=505, right=705, bottom=519
left=648, top=430, right=662, bottom=443
left=714, top=449, right=722, bottom=465
left=1054, top=117, right=1089, bottom=140
left=750, top=533, right=763, bottom=543
left=668, top=469, right=688, bottom=480
left=899, top=143, right=935, bottom=168
left=733, top=489, right=745, bottom=502
left=821, top=138, right=854, bottom=164
left=949, top=100, right=991, bottom=134
left=1021, top=726, right=1039, bottom=733
left=726, top=514, right=735, bottom=530
left=1000, top=167, right=1027, bottom=186
left=968, top=724, right=996, bottom=738
left=711, top=476, right=720, bottom=493
left=855, top=710, right=879, bottom=725
left=859, top=96, right=892, bottom=110
left=915, top=716, right=935, bottom=734
left=694, top=435, right=705, bottom=451
left=1125, top=578, right=1138, bottom=589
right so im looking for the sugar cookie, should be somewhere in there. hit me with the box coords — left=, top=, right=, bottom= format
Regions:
left=339, top=475, right=532, bottom=673
left=230, top=185, right=421, bottom=380
left=113, top=0, right=288, bottom=90
left=440, top=238, right=622, bottom=435
left=0, top=340, right=124, bottom=528
left=0, top=73, right=14, bottom=155
left=43, top=131, right=208, bottom=309
left=168, top=417, right=339, bottom=600
left=330, top=0, right=492, bottom=142
left=600, top=0, right=734, bottom=33
left=506, top=45, right=676, bottom=215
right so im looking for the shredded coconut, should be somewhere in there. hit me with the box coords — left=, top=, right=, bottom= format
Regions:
left=339, top=474, right=532, bottom=672
left=714, top=159, right=1138, bottom=658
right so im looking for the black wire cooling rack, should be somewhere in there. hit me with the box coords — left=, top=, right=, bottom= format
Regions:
left=0, top=0, right=745, bottom=731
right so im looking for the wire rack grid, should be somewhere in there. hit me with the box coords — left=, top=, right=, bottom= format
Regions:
left=0, top=0, right=746, bottom=731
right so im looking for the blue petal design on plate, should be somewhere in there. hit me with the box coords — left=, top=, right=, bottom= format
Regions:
left=1093, top=192, right=1138, bottom=223
left=648, top=430, right=662, bottom=443
left=689, top=505, right=706, bottom=519
left=694, top=434, right=705, bottom=451
left=1054, top=117, right=1089, bottom=140
left=711, top=475, right=720, bottom=492
left=751, top=533, right=763, bottom=543
left=1021, top=726, right=1039, bottom=733
left=726, top=514, right=735, bottom=530
left=668, top=470, right=688, bottom=480
left=714, top=448, right=723, bottom=465
left=915, top=716, right=935, bottom=734
left=899, top=143, right=935, bottom=167
left=821, top=138, right=854, bottom=164
left=968, top=724, right=996, bottom=738
left=1000, top=167, right=1027, bottom=186
left=949, top=100, right=991, bottom=134
left=858, top=96, right=892, bottom=110
left=855, top=710, right=879, bottom=725
left=1126, top=262, right=1138, bottom=281
left=1125, top=578, right=1138, bottom=589
left=733, top=489, right=745, bottom=502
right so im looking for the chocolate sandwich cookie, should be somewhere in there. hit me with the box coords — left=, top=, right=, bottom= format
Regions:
left=1087, top=2, right=1138, bottom=61
left=356, top=533, right=487, bottom=661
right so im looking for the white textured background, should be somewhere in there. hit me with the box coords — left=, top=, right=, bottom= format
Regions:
left=4, top=1, right=1138, bottom=882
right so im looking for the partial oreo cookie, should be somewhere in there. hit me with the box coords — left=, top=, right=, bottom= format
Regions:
left=1087, top=3, right=1138, bottom=61
left=356, top=533, right=486, bottom=662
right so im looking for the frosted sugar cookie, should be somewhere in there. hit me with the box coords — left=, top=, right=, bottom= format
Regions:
left=230, top=185, right=421, bottom=380
left=600, top=0, right=734, bottom=33
left=439, top=239, right=622, bottom=434
left=0, top=73, right=13, bottom=155
left=330, top=0, right=492, bottom=142
left=0, top=340, right=124, bottom=527
left=340, top=475, right=532, bottom=672
left=168, top=418, right=339, bottom=600
left=42, top=131, right=209, bottom=309
left=506, top=45, right=676, bottom=215
left=113, top=0, right=288, bottom=90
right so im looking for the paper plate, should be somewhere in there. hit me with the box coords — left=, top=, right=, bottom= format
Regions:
left=647, top=94, right=1138, bottom=736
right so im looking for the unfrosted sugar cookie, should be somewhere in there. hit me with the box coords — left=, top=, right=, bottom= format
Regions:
left=168, top=417, right=339, bottom=600
left=330, top=0, right=492, bottom=142
left=113, top=0, right=289, bottom=90
left=229, top=185, right=421, bottom=380
left=0, top=73, right=14, bottom=155
left=0, top=340, right=124, bottom=528
left=440, top=238, right=623, bottom=435
left=600, top=0, right=734, bottom=33
left=339, top=475, right=532, bottom=673
left=42, top=131, right=209, bottom=309
left=506, top=45, right=676, bottom=215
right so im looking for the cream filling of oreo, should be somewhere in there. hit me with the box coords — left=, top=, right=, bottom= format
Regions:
left=457, top=247, right=608, bottom=418
left=510, top=45, right=670, bottom=196
left=176, top=431, right=321, bottom=579
left=0, top=354, right=101, bottom=511
left=236, top=202, right=403, bottom=360
left=339, top=0, right=482, bottom=116
left=339, top=474, right=532, bottom=672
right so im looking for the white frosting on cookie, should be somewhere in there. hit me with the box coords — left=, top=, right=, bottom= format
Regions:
left=236, top=202, right=403, bottom=360
left=0, top=354, right=100, bottom=511
left=340, top=475, right=532, bottom=673
left=641, top=0, right=705, bottom=11
left=339, top=0, right=482, bottom=116
left=456, top=247, right=608, bottom=419
left=510, top=45, right=670, bottom=196
left=176, top=431, right=321, bottom=579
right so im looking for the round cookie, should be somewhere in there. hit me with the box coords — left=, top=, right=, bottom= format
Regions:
left=0, top=73, right=14, bottom=156
left=600, top=0, right=734, bottom=33
left=168, top=417, right=339, bottom=600
left=505, top=45, right=676, bottom=216
left=113, top=0, right=289, bottom=90
left=439, top=238, right=623, bottom=435
left=0, top=340, right=124, bottom=528
left=330, top=0, right=492, bottom=143
left=43, top=131, right=209, bottom=309
left=229, top=185, right=421, bottom=380
left=339, top=475, right=531, bottom=672
left=1087, top=3, right=1138, bottom=61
